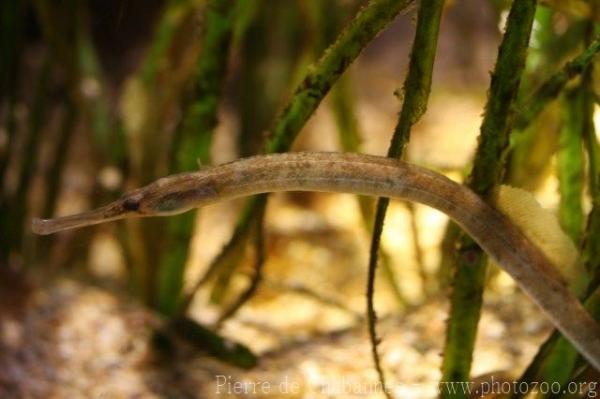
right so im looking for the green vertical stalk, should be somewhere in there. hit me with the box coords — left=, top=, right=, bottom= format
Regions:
left=584, top=206, right=600, bottom=282
left=131, top=0, right=196, bottom=185
left=557, top=88, right=585, bottom=242
left=155, top=0, right=237, bottom=316
left=183, top=0, right=415, bottom=312
left=175, top=0, right=236, bottom=169
left=0, top=0, right=21, bottom=188
left=216, top=201, right=265, bottom=324
left=507, top=6, right=557, bottom=191
left=583, top=104, right=600, bottom=278
left=513, top=24, right=600, bottom=396
left=42, top=101, right=77, bottom=219
left=583, top=91, right=599, bottom=203
left=506, top=13, right=587, bottom=390
left=1, top=57, right=51, bottom=260
left=120, top=0, right=195, bottom=305
left=331, top=76, right=362, bottom=152
left=76, top=20, right=115, bottom=163
left=440, top=1, right=537, bottom=396
left=0, top=0, right=22, bottom=265
left=237, top=0, right=306, bottom=157
left=139, top=1, right=194, bottom=86
left=364, top=0, right=444, bottom=395
left=523, top=6, right=553, bottom=80
left=181, top=196, right=260, bottom=310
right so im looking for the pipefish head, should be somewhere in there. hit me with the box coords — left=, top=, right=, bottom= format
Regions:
left=31, top=189, right=145, bottom=235
left=31, top=174, right=218, bottom=235
left=127, top=174, right=219, bottom=216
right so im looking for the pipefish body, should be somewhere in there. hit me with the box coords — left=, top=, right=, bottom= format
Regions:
left=31, top=152, right=600, bottom=370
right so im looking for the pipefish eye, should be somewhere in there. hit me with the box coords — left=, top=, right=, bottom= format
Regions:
left=122, top=197, right=140, bottom=211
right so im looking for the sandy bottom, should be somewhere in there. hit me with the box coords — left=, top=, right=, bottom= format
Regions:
left=0, top=276, right=551, bottom=399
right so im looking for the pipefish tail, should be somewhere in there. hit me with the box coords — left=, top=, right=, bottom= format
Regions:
left=31, top=151, right=600, bottom=370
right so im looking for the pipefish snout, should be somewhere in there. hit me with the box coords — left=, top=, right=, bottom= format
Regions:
left=32, top=175, right=219, bottom=235
left=31, top=152, right=600, bottom=370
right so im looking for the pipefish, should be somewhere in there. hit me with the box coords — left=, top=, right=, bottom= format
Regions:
left=31, top=152, right=600, bottom=370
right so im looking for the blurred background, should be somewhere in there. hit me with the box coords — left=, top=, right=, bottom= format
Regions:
left=1, top=0, right=599, bottom=397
